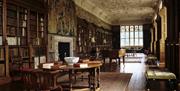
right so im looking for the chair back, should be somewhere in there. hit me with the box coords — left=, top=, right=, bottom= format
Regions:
left=109, top=50, right=119, bottom=59
left=101, top=50, right=109, bottom=58
left=119, top=49, right=126, bottom=57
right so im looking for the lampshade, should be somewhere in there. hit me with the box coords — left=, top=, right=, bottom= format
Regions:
left=91, top=37, right=95, bottom=43
left=103, top=39, right=107, bottom=44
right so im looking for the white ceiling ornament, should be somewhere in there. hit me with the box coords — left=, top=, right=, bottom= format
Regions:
left=73, top=0, right=160, bottom=25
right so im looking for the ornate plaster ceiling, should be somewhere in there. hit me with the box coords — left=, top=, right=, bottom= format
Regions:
left=73, top=0, right=160, bottom=25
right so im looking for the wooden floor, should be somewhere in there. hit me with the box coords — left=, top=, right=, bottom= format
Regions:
left=105, top=53, right=180, bottom=91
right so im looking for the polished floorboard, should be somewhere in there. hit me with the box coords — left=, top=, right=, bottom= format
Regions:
left=105, top=53, right=179, bottom=91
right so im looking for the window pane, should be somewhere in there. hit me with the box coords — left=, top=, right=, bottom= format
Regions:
left=130, top=26, right=134, bottom=31
left=121, top=26, right=125, bottom=31
left=135, top=31, right=138, bottom=38
left=139, top=39, right=143, bottom=46
left=121, top=31, right=126, bottom=38
left=130, top=31, right=134, bottom=38
left=135, top=26, right=138, bottom=31
left=121, top=39, right=126, bottom=47
left=126, top=26, right=129, bottom=31
left=126, top=31, right=129, bottom=39
left=130, top=39, right=134, bottom=46
left=139, top=25, right=143, bottom=30
left=134, top=39, right=139, bottom=46
left=139, top=31, right=143, bottom=38
left=125, top=38, right=129, bottom=46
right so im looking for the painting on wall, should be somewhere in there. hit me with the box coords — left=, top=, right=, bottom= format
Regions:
left=49, top=0, right=76, bottom=36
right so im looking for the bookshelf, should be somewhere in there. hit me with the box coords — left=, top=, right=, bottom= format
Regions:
left=7, top=4, right=17, bottom=37
left=19, top=7, right=28, bottom=46
left=0, top=0, right=5, bottom=76
left=76, top=17, right=112, bottom=57
left=0, top=0, right=48, bottom=77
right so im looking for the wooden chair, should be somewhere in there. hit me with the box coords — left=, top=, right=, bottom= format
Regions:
left=21, top=68, right=40, bottom=90
left=109, top=50, right=120, bottom=66
left=119, top=49, right=126, bottom=64
left=100, top=50, right=110, bottom=64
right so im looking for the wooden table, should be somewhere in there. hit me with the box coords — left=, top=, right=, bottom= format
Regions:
left=60, top=63, right=102, bottom=91
left=21, top=62, right=102, bottom=91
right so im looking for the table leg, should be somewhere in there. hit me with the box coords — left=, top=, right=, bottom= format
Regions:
left=89, top=68, right=96, bottom=91
left=97, top=67, right=100, bottom=88
left=69, top=70, right=73, bottom=91
left=122, top=56, right=125, bottom=65
left=93, top=68, right=97, bottom=91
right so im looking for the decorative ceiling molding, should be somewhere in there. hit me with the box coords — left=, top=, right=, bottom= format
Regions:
left=75, top=6, right=111, bottom=30
left=73, top=0, right=160, bottom=25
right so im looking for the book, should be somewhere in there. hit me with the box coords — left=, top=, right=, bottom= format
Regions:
left=42, top=63, right=54, bottom=69
left=73, top=63, right=88, bottom=68
left=51, top=64, right=66, bottom=70
left=86, top=61, right=102, bottom=64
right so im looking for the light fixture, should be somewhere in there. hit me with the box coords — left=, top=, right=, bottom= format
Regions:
left=91, top=37, right=95, bottom=43
left=103, top=39, right=107, bottom=44
left=159, top=0, right=163, bottom=11
left=154, top=14, right=157, bottom=20
left=36, top=38, right=40, bottom=45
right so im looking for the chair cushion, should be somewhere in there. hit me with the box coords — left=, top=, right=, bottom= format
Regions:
left=146, top=70, right=176, bottom=80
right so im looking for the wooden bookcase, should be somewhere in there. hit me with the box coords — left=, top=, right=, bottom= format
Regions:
left=0, top=0, right=48, bottom=77
left=0, top=0, right=5, bottom=76
left=76, top=17, right=112, bottom=57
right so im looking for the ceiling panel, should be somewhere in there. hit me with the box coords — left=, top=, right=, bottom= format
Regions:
left=73, top=0, right=160, bottom=25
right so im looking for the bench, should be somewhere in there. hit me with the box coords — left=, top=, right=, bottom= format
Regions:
left=145, top=70, right=177, bottom=91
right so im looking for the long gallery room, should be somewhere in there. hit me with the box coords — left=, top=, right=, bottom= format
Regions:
left=0, top=0, right=180, bottom=91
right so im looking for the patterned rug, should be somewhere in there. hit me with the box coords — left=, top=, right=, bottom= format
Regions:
left=100, top=72, right=132, bottom=91
left=71, top=72, right=132, bottom=91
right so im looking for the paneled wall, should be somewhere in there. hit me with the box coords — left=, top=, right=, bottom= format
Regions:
left=156, top=15, right=161, bottom=60
left=112, top=26, right=120, bottom=49
left=143, top=24, right=151, bottom=50
left=164, top=0, right=180, bottom=81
